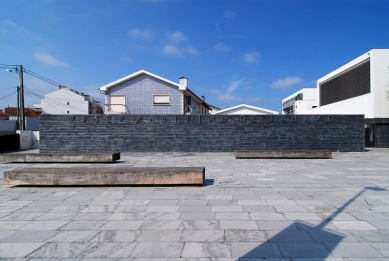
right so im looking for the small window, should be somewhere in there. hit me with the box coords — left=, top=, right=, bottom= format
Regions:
left=67, top=102, right=69, bottom=105
left=153, top=95, right=170, bottom=105
left=67, top=111, right=69, bottom=114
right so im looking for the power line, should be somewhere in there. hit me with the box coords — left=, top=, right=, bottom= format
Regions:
left=0, top=90, right=17, bottom=101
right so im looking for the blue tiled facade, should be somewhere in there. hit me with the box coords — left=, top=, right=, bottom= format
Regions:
left=107, top=74, right=180, bottom=114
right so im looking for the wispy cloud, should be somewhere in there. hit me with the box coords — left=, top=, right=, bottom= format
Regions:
left=163, top=31, right=199, bottom=58
left=209, top=78, right=246, bottom=104
left=270, top=77, right=304, bottom=89
left=34, top=53, right=69, bottom=67
left=127, top=28, right=154, bottom=40
left=214, top=42, right=231, bottom=52
left=3, top=20, right=16, bottom=26
left=215, top=23, right=220, bottom=31
left=168, top=31, right=188, bottom=43
left=243, top=52, right=261, bottom=64
left=224, top=11, right=236, bottom=19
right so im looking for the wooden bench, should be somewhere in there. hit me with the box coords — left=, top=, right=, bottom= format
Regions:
left=234, top=150, right=332, bottom=159
left=0, top=152, right=120, bottom=163
left=4, top=166, right=205, bottom=186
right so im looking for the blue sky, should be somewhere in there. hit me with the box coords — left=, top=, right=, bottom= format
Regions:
left=0, top=0, right=388, bottom=112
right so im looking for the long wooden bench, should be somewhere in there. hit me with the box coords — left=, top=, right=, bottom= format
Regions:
left=234, top=150, right=332, bottom=159
left=4, top=166, right=205, bottom=186
left=0, top=153, right=120, bottom=163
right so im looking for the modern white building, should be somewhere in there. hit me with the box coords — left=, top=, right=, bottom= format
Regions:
left=282, top=88, right=317, bottom=115
left=284, top=49, right=389, bottom=147
left=38, top=87, right=103, bottom=115
left=211, top=104, right=279, bottom=115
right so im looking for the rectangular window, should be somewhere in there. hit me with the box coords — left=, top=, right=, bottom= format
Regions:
left=153, top=95, right=170, bottom=105
left=67, top=102, right=69, bottom=105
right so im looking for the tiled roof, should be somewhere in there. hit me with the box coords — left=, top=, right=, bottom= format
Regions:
left=4, top=107, right=40, bottom=118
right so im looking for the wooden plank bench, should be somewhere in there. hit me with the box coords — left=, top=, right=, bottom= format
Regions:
left=234, top=150, right=332, bottom=159
left=4, top=166, right=205, bottom=186
left=0, top=153, right=120, bottom=163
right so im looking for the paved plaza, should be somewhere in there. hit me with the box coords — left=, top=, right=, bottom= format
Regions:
left=0, top=149, right=388, bottom=260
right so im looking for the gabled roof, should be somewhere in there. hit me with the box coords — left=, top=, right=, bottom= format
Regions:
left=0, top=110, right=10, bottom=117
left=99, top=70, right=182, bottom=91
left=211, top=104, right=279, bottom=115
left=5, top=107, right=40, bottom=118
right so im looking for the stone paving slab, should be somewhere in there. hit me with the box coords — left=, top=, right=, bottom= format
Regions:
left=0, top=148, right=388, bottom=260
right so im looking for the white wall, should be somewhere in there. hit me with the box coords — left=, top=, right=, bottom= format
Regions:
left=41, top=88, right=89, bottom=114
left=16, top=130, right=32, bottom=150
left=32, top=131, right=39, bottom=149
left=302, top=49, right=389, bottom=119
left=371, top=49, right=389, bottom=118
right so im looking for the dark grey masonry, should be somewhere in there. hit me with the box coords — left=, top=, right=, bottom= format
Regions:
left=375, top=124, right=389, bottom=148
left=40, top=114, right=365, bottom=153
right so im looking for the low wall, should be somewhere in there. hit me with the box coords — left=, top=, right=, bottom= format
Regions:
left=375, top=124, right=389, bottom=148
left=40, top=114, right=365, bottom=153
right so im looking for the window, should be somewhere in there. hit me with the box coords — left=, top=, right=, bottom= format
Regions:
left=153, top=95, right=170, bottom=105
left=67, top=111, right=69, bottom=114
left=67, top=102, right=69, bottom=105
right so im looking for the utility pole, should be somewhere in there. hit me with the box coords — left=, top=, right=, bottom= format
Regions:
left=19, top=65, right=25, bottom=130
left=16, top=86, right=20, bottom=129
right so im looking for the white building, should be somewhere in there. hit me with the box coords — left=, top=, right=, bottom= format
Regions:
left=284, top=49, right=389, bottom=147
left=211, top=104, right=279, bottom=115
left=282, top=88, right=317, bottom=115
left=38, top=86, right=103, bottom=115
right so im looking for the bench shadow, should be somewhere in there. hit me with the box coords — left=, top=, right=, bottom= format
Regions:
left=236, top=186, right=386, bottom=259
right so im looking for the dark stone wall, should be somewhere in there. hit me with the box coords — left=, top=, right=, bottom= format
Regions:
left=375, top=124, right=389, bottom=148
left=40, top=114, right=365, bottom=153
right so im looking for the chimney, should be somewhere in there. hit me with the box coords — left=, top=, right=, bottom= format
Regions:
left=179, top=77, right=188, bottom=91
left=202, top=96, right=205, bottom=102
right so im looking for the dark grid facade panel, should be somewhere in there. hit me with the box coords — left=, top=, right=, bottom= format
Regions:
left=319, top=60, right=370, bottom=106
left=40, top=114, right=365, bottom=153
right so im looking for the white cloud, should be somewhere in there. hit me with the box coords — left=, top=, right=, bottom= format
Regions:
left=3, top=20, right=16, bottom=26
left=34, top=53, right=69, bottom=67
left=270, top=77, right=304, bottom=89
left=163, top=44, right=184, bottom=57
left=168, top=31, right=188, bottom=43
left=163, top=31, right=199, bottom=58
left=215, top=23, right=220, bottom=31
left=214, top=42, right=231, bottom=52
left=209, top=78, right=246, bottom=104
left=127, top=28, right=154, bottom=40
left=224, top=11, right=236, bottom=19
left=243, top=52, right=261, bottom=64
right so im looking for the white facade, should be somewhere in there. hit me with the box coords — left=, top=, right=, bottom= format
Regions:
left=300, top=49, right=389, bottom=119
left=211, top=104, right=279, bottom=115
left=39, top=87, right=102, bottom=115
left=282, top=88, right=317, bottom=115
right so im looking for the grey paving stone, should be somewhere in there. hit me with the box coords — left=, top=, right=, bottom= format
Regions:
left=219, top=220, right=258, bottom=230
left=283, top=213, right=323, bottom=221
left=224, top=229, right=267, bottom=242
left=307, top=229, right=358, bottom=242
left=365, top=220, right=389, bottom=230
left=180, top=230, right=224, bottom=242
left=148, top=200, right=179, bottom=206
left=180, top=213, right=215, bottom=220
left=348, top=230, right=389, bottom=242
left=370, top=243, right=389, bottom=257
left=1, top=230, right=58, bottom=243
left=47, top=230, right=100, bottom=243
left=127, top=212, right=181, bottom=220
left=181, top=220, right=220, bottom=230
left=73, top=213, right=113, bottom=221
left=179, top=200, right=208, bottom=206
left=277, top=242, right=330, bottom=258
left=145, top=206, right=180, bottom=212
left=91, top=230, right=140, bottom=243
left=331, top=221, right=378, bottom=230
left=0, top=212, right=45, bottom=221
left=34, top=212, right=78, bottom=221
left=267, top=230, right=314, bottom=242
left=130, top=242, right=184, bottom=257
left=140, top=220, right=182, bottom=230
left=180, top=206, right=212, bottom=213
left=256, top=221, right=298, bottom=230
left=0, top=243, right=45, bottom=258
left=100, top=221, right=144, bottom=230
left=250, top=213, right=286, bottom=220
left=82, top=242, right=138, bottom=257
left=60, top=221, right=107, bottom=231
left=19, top=220, right=69, bottom=230
left=136, top=230, right=182, bottom=242
left=214, top=213, right=250, bottom=220
left=0, top=220, right=32, bottom=230
left=231, top=242, right=281, bottom=258
left=324, top=242, right=384, bottom=258
left=27, top=242, right=92, bottom=258
left=181, top=242, right=231, bottom=258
